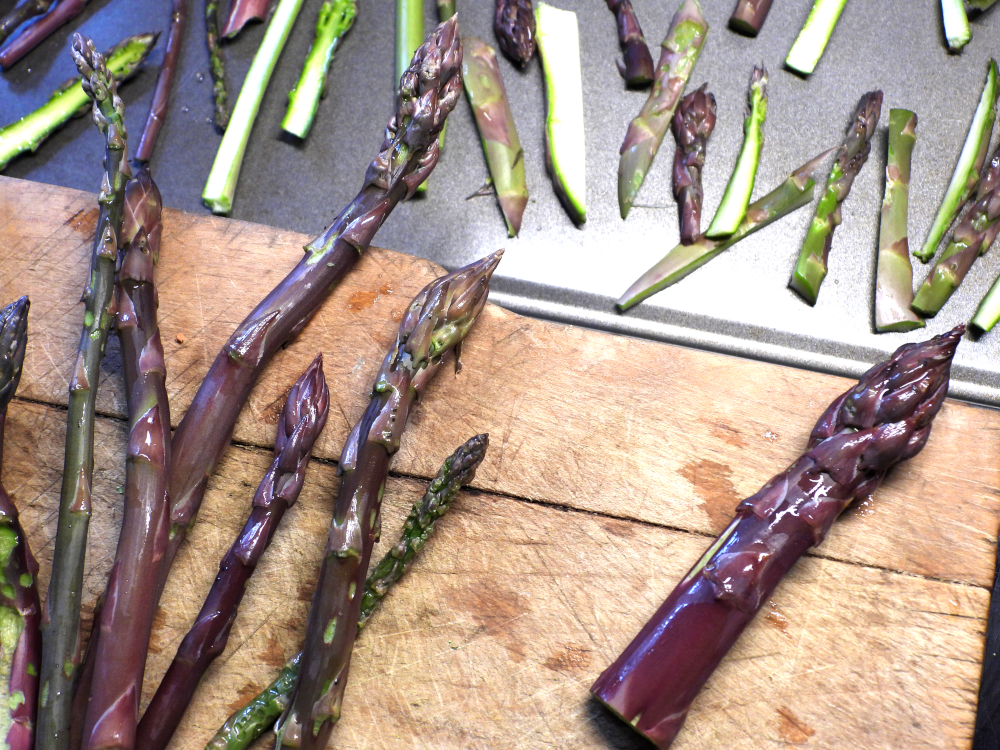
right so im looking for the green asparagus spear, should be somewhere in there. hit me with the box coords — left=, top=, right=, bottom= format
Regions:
left=706, top=65, right=767, bottom=238
left=971, top=272, right=1000, bottom=332
left=790, top=90, right=882, bottom=305
left=206, top=0, right=230, bottom=130
left=436, top=0, right=455, bottom=149
left=0, top=33, right=156, bottom=172
left=396, top=0, right=424, bottom=83
left=617, top=0, right=707, bottom=219
left=942, top=0, right=971, bottom=51
left=967, top=0, right=998, bottom=8
left=785, top=0, right=848, bottom=76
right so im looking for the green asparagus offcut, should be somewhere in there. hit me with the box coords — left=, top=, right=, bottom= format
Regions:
left=916, top=60, right=998, bottom=262
left=395, top=0, right=426, bottom=192
left=202, top=0, right=307, bottom=214
left=875, top=109, right=924, bottom=332
left=706, top=65, right=767, bottom=238
left=535, top=1, right=586, bottom=224
left=0, top=33, right=156, bottom=172
left=618, top=150, right=830, bottom=311
left=436, top=0, right=455, bottom=149
left=789, top=90, right=882, bottom=306
left=942, top=0, right=971, bottom=51
left=282, top=0, right=356, bottom=139
left=967, top=0, right=998, bottom=8
left=971, top=272, right=1000, bottom=332
left=785, top=0, right=848, bottom=76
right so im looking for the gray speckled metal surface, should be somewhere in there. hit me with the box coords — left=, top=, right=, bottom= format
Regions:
left=3, top=0, right=999, bottom=404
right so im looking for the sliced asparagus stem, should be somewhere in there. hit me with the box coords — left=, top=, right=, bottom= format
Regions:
left=671, top=84, right=716, bottom=244
left=206, top=0, right=230, bottom=130
left=942, top=0, right=971, bottom=51
left=221, top=0, right=272, bottom=38
left=135, top=0, right=186, bottom=162
left=785, top=0, right=848, bottom=76
left=728, top=0, right=773, bottom=36
left=971, top=272, right=1000, bottom=332
left=606, top=0, right=654, bottom=87
left=0, top=0, right=54, bottom=48
left=495, top=0, right=534, bottom=66
left=875, top=109, right=924, bottom=332
left=0, top=0, right=87, bottom=69
left=706, top=65, right=767, bottom=238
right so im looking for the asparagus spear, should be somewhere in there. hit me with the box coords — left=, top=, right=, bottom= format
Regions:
left=277, top=252, right=502, bottom=750
left=789, top=90, right=882, bottom=305
left=728, top=0, right=773, bottom=36
left=0, top=0, right=54, bottom=48
left=915, top=60, right=998, bottom=262
left=0, top=0, right=87, bottom=69
left=606, top=0, right=654, bottom=88
left=618, top=150, right=831, bottom=311
left=971, top=272, right=1000, bottom=332
left=203, top=0, right=307, bottom=214
left=495, top=0, right=534, bottom=66
left=942, top=0, right=971, bottom=51
left=221, top=0, right=272, bottom=38
left=206, top=0, right=230, bottom=130
left=536, top=1, right=586, bottom=224
left=875, top=110, right=923, bottom=333
left=205, top=434, right=488, bottom=750
left=135, top=0, right=186, bottom=162
left=671, top=84, right=716, bottom=244
left=462, top=36, right=528, bottom=237
left=617, top=0, right=707, bottom=219
left=281, top=0, right=356, bottom=140
left=435, top=0, right=454, bottom=151
left=0, top=297, right=42, bottom=750
left=137, top=356, right=329, bottom=750
left=0, top=33, right=157, bottom=172
left=396, top=0, right=423, bottom=83
left=785, top=0, right=848, bottom=76
left=592, top=327, right=964, bottom=750
left=36, top=34, right=133, bottom=750
left=705, top=65, right=767, bottom=238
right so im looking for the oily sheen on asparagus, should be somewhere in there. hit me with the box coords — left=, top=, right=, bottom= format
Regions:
left=671, top=84, right=716, bottom=244
left=591, top=327, right=964, bottom=749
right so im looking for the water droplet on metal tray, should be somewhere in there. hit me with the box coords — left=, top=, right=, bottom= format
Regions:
left=195, top=72, right=205, bottom=82
left=181, top=106, right=190, bottom=113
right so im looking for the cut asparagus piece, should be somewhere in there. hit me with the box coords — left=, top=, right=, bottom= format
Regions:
left=135, top=0, right=185, bottom=161
left=0, top=0, right=87, bottom=69
left=462, top=36, right=528, bottom=236
left=395, top=0, right=426, bottom=194
left=495, top=0, right=534, bottom=66
left=728, top=0, right=773, bottom=36
left=591, top=327, right=963, bottom=750
left=0, top=0, right=54, bottom=48
left=536, top=1, right=586, bottom=224
left=617, top=0, right=707, bottom=219
left=671, top=84, right=716, bottom=244
left=875, top=109, right=924, bottom=332
left=785, top=0, right=848, bottom=76
left=206, top=0, right=229, bottom=130
left=435, top=0, right=454, bottom=149
left=706, top=65, right=767, bottom=238
left=971, top=272, right=1000, bottom=332
left=606, top=0, right=654, bottom=87
left=789, top=90, right=882, bottom=305
left=221, top=0, right=271, bottom=38
left=967, top=0, right=998, bottom=8
left=282, top=0, right=356, bottom=139
left=942, top=0, right=971, bottom=51
left=916, top=60, right=998, bottom=262
left=618, top=150, right=830, bottom=311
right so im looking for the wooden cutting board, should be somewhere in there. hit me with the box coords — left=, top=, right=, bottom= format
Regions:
left=1, top=176, right=998, bottom=750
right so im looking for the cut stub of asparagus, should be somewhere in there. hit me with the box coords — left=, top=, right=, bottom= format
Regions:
left=462, top=36, right=528, bottom=237
left=282, top=0, right=357, bottom=139
left=221, top=0, right=272, bottom=38
left=875, top=109, right=923, bottom=332
left=495, top=0, right=534, bottom=66
left=0, top=32, right=156, bottom=172
left=942, top=0, right=971, bottom=52
left=619, top=149, right=830, bottom=311
left=971, top=271, right=1000, bottom=332
left=536, top=2, right=586, bottom=224
left=671, top=84, right=716, bottom=244
left=789, top=90, right=882, bottom=305
left=0, top=0, right=88, bottom=70
left=785, top=0, right=848, bottom=76
left=606, top=0, right=654, bottom=88
left=277, top=252, right=502, bottom=750
left=728, top=0, right=773, bottom=36
left=706, top=65, right=767, bottom=238
left=617, top=0, right=707, bottom=219
left=592, top=327, right=964, bottom=750
left=0, top=0, right=54, bottom=49
left=916, top=60, right=998, bottom=263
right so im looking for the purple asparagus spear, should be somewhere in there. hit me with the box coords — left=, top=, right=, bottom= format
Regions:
left=495, top=0, right=534, bottom=66
left=605, top=0, right=654, bottom=87
left=221, top=0, right=272, bottom=38
left=671, top=84, right=717, bottom=244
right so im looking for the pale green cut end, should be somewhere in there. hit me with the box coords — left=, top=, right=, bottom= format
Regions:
left=785, top=0, right=848, bottom=75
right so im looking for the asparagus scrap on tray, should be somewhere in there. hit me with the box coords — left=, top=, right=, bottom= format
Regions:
left=670, top=84, right=716, bottom=244
left=495, top=0, right=535, bottom=66
left=136, top=0, right=186, bottom=161
left=941, top=0, right=971, bottom=52
left=592, top=327, right=964, bottom=749
left=222, top=0, right=272, bottom=38
left=206, top=0, right=230, bottom=129
left=605, top=0, right=653, bottom=87
left=785, top=0, right=848, bottom=76
left=0, top=0, right=89, bottom=69
left=728, top=0, right=773, bottom=36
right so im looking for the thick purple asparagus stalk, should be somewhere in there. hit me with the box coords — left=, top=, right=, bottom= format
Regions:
left=135, top=0, right=186, bottom=162
left=0, top=0, right=88, bottom=70
left=671, top=84, right=716, bottom=244
left=606, top=0, right=654, bottom=87
left=221, top=0, right=272, bottom=38
left=136, top=356, right=329, bottom=750
left=277, top=251, right=502, bottom=750
left=0, top=0, right=54, bottom=48
left=728, top=0, right=773, bottom=36
left=591, top=326, right=963, bottom=749
left=495, top=0, right=534, bottom=66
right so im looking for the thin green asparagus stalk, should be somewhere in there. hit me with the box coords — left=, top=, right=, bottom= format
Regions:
left=37, top=34, right=133, bottom=750
left=617, top=0, right=707, bottom=219
left=916, top=60, right=998, bottom=262
left=971, top=272, right=1000, bottom=332
left=789, top=90, right=882, bottom=306
left=396, top=0, right=426, bottom=194
left=618, top=149, right=831, bottom=311
left=463, top=36, right=528, bottom=236
left=0, top=33, right=157, bottom=172
left=706, top=65, right=767, bottom=238
left=875, top=109, right=923, bottom=332
left=206, top=0, right=229, bottom=130
left=436, top=0, right=454, bottom=149
left=282, top=0, right=356, bottom=139
left=203, top=0, right=306, bottom=213
left=785, top=0, right=848, bottom=76
left=942, top=0, right=971, bottom=51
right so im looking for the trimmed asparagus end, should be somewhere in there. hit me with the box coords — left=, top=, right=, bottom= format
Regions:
left=941, top=0, right=971, bottom=52
left=971, top=273, right=1000, bottom=332
left=728, top=0, right=773, bottom=36
left=785, top=0, right=848, bottom=76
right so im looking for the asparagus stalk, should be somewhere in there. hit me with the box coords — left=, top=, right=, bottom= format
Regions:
left=0, top=0, right=54, bottom=48
left=536, top=1, right=586, bottom=224
left=671, top=84, right=716, bottom=244
left=0, top=33, right=157, bottom=172
left=967, top=0, right=998, bottom=8
left=203, top=0, right=307, bottom=214
left=617, top=0, right=707, bottom=219
left=942, top=0, right=971, bottom=51
left=785, top=0, right=848, bottom=76
left=135, top=0, right=186, bottom=162
left=37, top=34, right=133, bottom=750
left=875, top=110, right=923, bottom=332
left=915, top=60, right=998, bottom=262
left=618, top=150, right=831, bottom=311
left=592, top=327, right=964, bottom=750
left=221, top=0, right=272, bottom=38
left=728, top=0, right=773, bottom=36
left=705, top=65, right=767, bottom=238
left=462, top=36, right=528, bottom=237
left=137, top=356, right=329, bottom=750
left=495, top=0, right=534, bottom=66
left=789, top=90, right=882, bottom=305
left=0, top=0, right=87, bottom=69
left=971, top=272, right=1000, bottom=332
left=205, top=434, right=488, bottom=750
left=0, top=297, right=42, bottom=750
left=606, top=0, right=654, bottom=87
left=281, top=0, right=356, bottom=140
left=435, top=0, right=454, bottom=151
left=277, top=253, right=502, bottom=750
left=396, top=0, right=423, bottom=83
left=206, top=0, right=230, bottom=130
